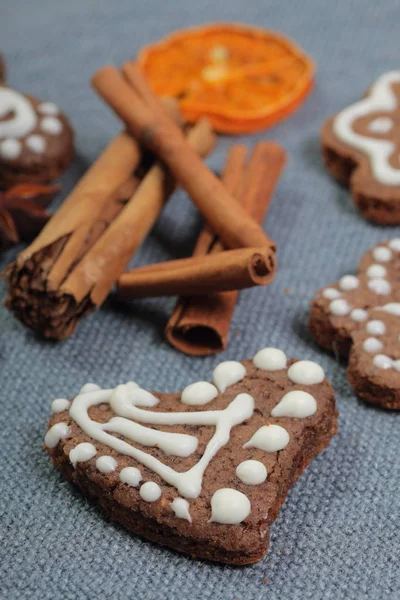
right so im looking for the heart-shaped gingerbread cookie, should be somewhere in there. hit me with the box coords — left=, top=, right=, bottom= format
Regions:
left=322, top=71, right=400, bottom=224
left=310, top=239, right=400, bottom=408
left=45, top=349, right=337, bottom=565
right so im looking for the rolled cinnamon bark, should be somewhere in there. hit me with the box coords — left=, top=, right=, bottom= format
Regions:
left=117, top=246, right=276, bottom=298
left=92, top=64, right=272, bottom=251
left=4, top=119, right=215, bottom=339
left=165, top=141, right=286, bottom=355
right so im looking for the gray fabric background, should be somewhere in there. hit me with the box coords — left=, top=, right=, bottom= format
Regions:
left=1, top=1, right=399, bottom=598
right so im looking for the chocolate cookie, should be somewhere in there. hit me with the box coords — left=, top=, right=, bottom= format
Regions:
left=45, top=349, right=337, bottom=564
left=0, top=85, right=74, bottom=186
left=310, top=239, right=400, bottom=408
left=321, top=71, right=400, bottom=224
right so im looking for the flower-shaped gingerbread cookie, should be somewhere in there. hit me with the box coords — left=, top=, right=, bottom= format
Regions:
left=0, top=84, right=74, bottom=186
left=322, top=71, right=400, bottom=224
left=310, top=239, right=400, bottom=408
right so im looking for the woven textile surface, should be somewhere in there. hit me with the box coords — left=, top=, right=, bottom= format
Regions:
left=0, top=1, right=399, bottom=598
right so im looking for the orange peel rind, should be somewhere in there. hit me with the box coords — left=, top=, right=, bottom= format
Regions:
left=137, top=23, right=315, bottom=134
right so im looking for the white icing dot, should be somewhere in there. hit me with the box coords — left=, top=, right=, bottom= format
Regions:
left=95, top=455, right=117, bottom=473
left=368, top=279, right=391, bottom=295
left=128, top=387, right=159, bottom=407
left=79, top=383, right=102, bottom=394
left=140, top=481, right=162, bottom=502
left=253, top=348, right=287, bottom=371
left=243, top=424, right=290, bottom=452
left=372, top=247, right=392, bottom=262
left=26, top=134, right=46, bottom=153
left=37, top=102, right=59, bottom=116
left=366, top=320, right=386, bottom=335
left=372, top=354, right=393, bottom=370
left=388, top=238, right=400, bottom=251
left=368, top=116, right=393, bottom=134
left=363, top=337, right=383, bottom=353
left=381, top=303, right=400, bottom=316
left=212, top=361, right=246, bottom=393
left=40, top=116, right=63, bottom=135
left=393, top=360, right=400, bottom=372
left=322, top=288, right=341, bottom=300
left=171, top=498, right=192, bottom=522
left=236, top=460, right=267, bottom=485
left=181, top=381, right=218, bottom=405
left=0, top=138, right=22, bottom=159
left=339, top=275, right=359, bottom=291
left=69, top=442, right=97, bottom=466
left=329, top=299, right=351, bottom=316
left=287, top=360, right=325, bottom=385
left=366, top=264, right=387, bottom=278
left=350, top=309, right=368, bottom=322
left=44, top=422, right=70, bottom=448
left=51, top=398, right=70, bottom=414
left=119, top=466, right=142, bottom=487
left=210, top=488, right=251, bottom=524
left=271, top=390, right=317, bottom=418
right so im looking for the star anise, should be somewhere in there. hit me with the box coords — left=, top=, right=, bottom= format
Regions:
left=0, top=183, right=60, bottom=252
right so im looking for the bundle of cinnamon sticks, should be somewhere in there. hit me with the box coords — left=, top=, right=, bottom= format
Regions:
left=3, top=61, right=286, bottom=355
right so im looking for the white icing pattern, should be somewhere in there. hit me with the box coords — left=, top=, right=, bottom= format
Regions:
left=48, top=349, right=326, bottom=527
left=209, top=488, right=251, bottom=524
left=333, top=71, right=400, bottom=185
left=68, top=385, right=254, bottom=498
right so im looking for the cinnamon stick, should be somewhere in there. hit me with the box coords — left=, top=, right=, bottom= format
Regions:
left=165, top=141, right=287, bottom=355
left=92, top=64, right=273, bottom=251
left=4, top=119, right=215, bottom=339
left=116, top=246, right=276, bottom=299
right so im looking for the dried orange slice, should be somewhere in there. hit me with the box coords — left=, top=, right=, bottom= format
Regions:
left=137, top=23, right=315, bottom=134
